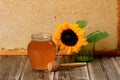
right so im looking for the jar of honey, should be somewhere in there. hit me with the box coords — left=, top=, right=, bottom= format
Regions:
left=27, top=33, right=56, bottom=70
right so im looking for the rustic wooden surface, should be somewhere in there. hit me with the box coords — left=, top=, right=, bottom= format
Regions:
left=0, top=56, right=120, bottom=80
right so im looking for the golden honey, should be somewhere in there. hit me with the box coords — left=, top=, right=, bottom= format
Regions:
left=27, top=33, right=56, bottom=70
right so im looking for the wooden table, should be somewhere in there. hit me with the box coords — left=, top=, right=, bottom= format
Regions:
left=0, top=56, right=120, bottom=80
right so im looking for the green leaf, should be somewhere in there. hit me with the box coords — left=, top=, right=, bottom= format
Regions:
left=86, top=31, right=109, bottom=43
left=76, top=20, right=87, bottom=28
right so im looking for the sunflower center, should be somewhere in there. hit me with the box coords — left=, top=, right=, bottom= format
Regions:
left=61, top=29, right=78, bottom=46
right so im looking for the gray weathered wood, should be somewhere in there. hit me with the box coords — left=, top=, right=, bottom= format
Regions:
left=20, top=59, right=54, bottom=80
left=54, top=54, right=89, bottom=80
left=0, top=56, right=120, bottom=80
left=100, top=56, right=120, bottom=80
left=55, top=55, right=74, bottom=63
left=116, top=56, right=120, bottom=68
left=88, top=56, right=120, bottom=80
left=53, top=66, right=89, bottom=80
left=0, top=56, right=27, bottom=80
left=21, top=55, right=89, bottom=80
left=88, top=56, right=108, bottom=80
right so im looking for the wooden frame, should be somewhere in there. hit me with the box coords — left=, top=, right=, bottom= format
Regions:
left=95, top=0, right=120, bottom=56
left=116, top=0, right=120, bottom=55
left=0, top=0, right=120, bottom=56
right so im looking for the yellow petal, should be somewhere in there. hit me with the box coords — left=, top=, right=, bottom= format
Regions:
left=60, top=44, right=66, bottom=50
left=66, top=47, right=72, bottom=54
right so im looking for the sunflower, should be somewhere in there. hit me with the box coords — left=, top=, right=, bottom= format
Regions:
left=53, top=22, right=88, bottom=54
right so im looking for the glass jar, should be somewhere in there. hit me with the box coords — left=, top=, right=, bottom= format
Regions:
left=27, top=33, right=56, bottom=70
left=74, top=42, right=95, bottom=62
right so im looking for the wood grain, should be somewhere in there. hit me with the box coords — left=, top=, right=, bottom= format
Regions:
left=0, top=56, right=27, bottom=80
left=53, top=66, right=89, bottom=80
left=88, top=56, right=108, bottom=80
left=54, top=54, right=89, bottom=80
left=88, top=56, right=120, bottom=80
left=0, top=56, right=119, bottom=80
left=116, top=56, right=120, bottom=67
left=100, top=56, right=120, bottom=80
left=20, top=59, right=54, bottom=80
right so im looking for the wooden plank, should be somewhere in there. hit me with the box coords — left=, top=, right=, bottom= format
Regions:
left=88, top=56, right=108, bottom=80
left=100, top=56, right=120, bottom=80
left=0, top=55, right=119, bottom=80
left=0, top=56, right=27, bottom=80
left=88, top=56, right=120, bottom=80
left=118, top=0, right=120, bottom=51
left=53, top=66, right=89, bottom=80
left=116, top=56, right=120, bottom=67
left=20, top=59, right=54, bottom=80
left=55, top=55, right=75, bottom=63
left=55, top=54, right=89, bottom=80
left=21, top=55, right=89, bottom=80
